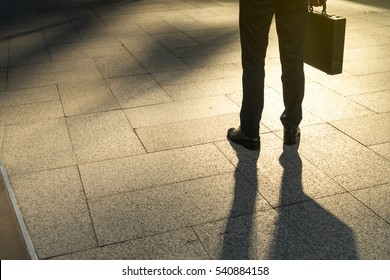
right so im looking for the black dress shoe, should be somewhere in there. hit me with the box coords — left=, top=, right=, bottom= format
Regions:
left=227, top=127, right=260, bottom=150
left=283, top=127, right=300, bottom=145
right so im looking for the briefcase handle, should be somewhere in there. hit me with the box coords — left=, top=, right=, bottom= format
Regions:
left=308, top=0, right=327, bottom=15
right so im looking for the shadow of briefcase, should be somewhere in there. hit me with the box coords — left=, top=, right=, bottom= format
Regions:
left=304, top=5, right=346, bottom=75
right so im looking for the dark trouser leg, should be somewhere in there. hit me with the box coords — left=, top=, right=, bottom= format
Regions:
left=275, top=0, right=307, bottom=129
left=239, top=0, right=275, bottom=138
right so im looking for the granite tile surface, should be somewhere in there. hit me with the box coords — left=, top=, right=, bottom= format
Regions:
left=351, top=183, right=390, bottom=223
left=181, top=51, right=241, bottom=68
left=133, top=49, right=189, bottom=73
left=119, top=36, right=165, bottom=54
left=124, top=96, right=239, bottom=128
left=299, top=124, right=390, bottom=189
left=58, top=79, right=120, bottom=116
left=2, top=118, right=75, bottom=175
left=53, top=228, right=209, bottom=260
left=89, top=173, right=270, bottom=245
left=162, top=76, right=242, bottom=101
left=0, top=86, right=59, bottom=106
left=369, top=142, right=390, bottom=160
left=79, top=143, right=235, bottom=199
left=8, top=46, right=51, bottom=66
left=10, top=167, right=97, bottom=259
left=343, top=57, right=390, bottom=76
left=303, top=82, right=374, bottom=122
left=93, top=54, right=146, bottom=78
left=0, top=100, right=64, bottom=125
left=331, top=112, right=390, bottom=145
left=349, top=90, right=390, bottom=114
left=48, top=46, right=130, bottom=61
left=106, top=74, right=172, bottom=108
left=66, top=111, right=145, bottom=164
left=151, top=64, right=241, bottom=86
left=320, top=72, right=390, bottom=96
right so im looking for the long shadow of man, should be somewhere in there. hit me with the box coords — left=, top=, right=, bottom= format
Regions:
left=269, top=146, right=358, bottom=259
left=220, top=142, right=260, bottom=259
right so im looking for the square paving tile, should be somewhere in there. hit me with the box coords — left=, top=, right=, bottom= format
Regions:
left=93, top=53, right=146, bottom=78
left=138, top=20, right=179, bottom=35
left=369, top=142, right=390, bottom=160
left=0, top=100, right=64, bottom=126
left=119, top=35, right=165, bottom=54
left=181, top=50, right=241, bottom=68
left=299, top=124, right=390, bottom=190
left=124, top=96, right=239, bottom=128
left=6, top=75, right=56, bottom=91
left=53, top=228, right=209, bottom=260
left=321, top=72, right=390, bottom=96
left=162, top=76, right=242, bottom=101
left=349, top=90, right=390, bottom=113
left=345, top=28, right=390, bottom=50
left=193, top=209, right=319, bottom=259
left=106, top=74, right=172, bottom=108
left=58, top=79, right=120, bottom=116
left=133, top=49, right=189, bottom=73
left=48, top=45, right=129, bottom=62
left=44, top=29, right=81, bottom=45
left=9, top=46, right=51, bottom=66
left=279, top=193, right=390, bottom=259
left=89, top=173, right=270, bottom=245
left=331, top=112, right=390, bottom=146
left=10, top=167, right=97, bottom=259
left=153, top=32, right=201, bottom=49
left=0, top=86, right=59, bottom=106
left=343, top=57, right=390, bottom=76
left=303, top=82, right=374, bottom=122
left=9, top=31, right=46, bottom=49
left=172, top=42, right=241, bottom=59
left=7, top=58, right=97, bottom=78
left=66, top=110, right=145, bottom=164
left=352, top=183, right=390, bottom=223
left=136, top=113, right=269, bottom=152
left=79, top=143, right=235, bottom=199
left=6, top=59, right=103, bottom=91
left=343, top=45, right=390, bottom=63
left=151, top=64, right=241, bottom=86
left=2, top=118, right=75, bottom=175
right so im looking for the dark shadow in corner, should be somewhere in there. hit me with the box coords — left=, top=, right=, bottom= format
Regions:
left=220, top=141, right=260, bottom=259
left=269, top=145, right=358, bottom=259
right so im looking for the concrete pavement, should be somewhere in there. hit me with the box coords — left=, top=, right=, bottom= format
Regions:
left=0, top=0, right=389, bottom=259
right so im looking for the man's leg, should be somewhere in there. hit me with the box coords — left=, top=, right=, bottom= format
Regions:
left=275, top=0, right=307, bottom=130
left=239, top=0, right=275, bottom=138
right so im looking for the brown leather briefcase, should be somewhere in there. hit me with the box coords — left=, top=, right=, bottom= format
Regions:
left=304, top=3, right=346, bottom=75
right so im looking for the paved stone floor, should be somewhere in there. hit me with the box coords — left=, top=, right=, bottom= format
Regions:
left=0, top=0, right=389, bottom=260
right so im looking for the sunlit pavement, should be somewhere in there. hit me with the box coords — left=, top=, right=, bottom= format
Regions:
left=0, top=0, right=389, bottom=260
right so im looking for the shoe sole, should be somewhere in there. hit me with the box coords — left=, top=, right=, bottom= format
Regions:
left=227, top=134, right=260, bottom=150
